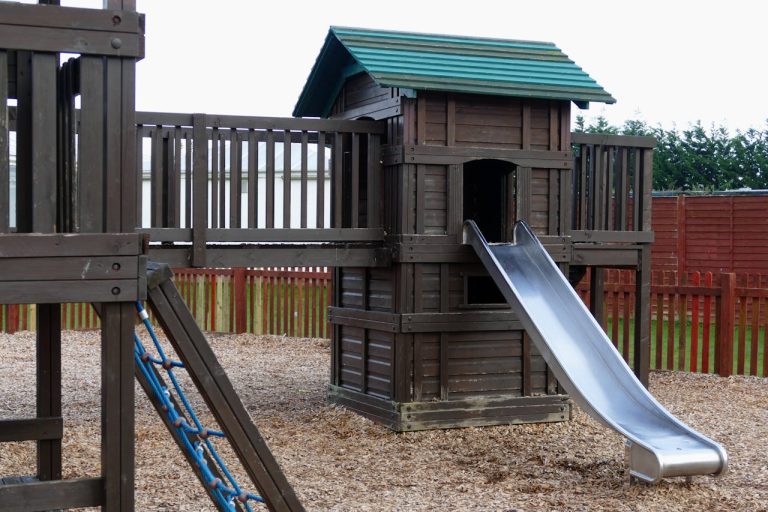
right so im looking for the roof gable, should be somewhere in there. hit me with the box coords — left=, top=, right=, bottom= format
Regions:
left=293, top=27, right=615, bottom=118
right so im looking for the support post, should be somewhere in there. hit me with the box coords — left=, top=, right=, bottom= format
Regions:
left=634, top=247, right=651, bottom=386
left=589, top=268, right=605, bottom=329
left=101, top=302, right=135, bottom=511
left=36, top=303, right=62, bottom=481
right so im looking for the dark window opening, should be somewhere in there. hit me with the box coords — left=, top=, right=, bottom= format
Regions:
left=466, top=275, right=506, bottom=305
left=463, top=159, right=515, bottom=243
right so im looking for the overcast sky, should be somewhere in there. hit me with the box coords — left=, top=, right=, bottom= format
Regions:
left=71, top=0, right=768, bottom=132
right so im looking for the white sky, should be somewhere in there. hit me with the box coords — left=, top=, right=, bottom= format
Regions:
left=66, top=0, right=768, bottom=132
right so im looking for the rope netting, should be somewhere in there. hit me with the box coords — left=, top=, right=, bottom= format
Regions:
left=133, top=301, right=264, bottom=511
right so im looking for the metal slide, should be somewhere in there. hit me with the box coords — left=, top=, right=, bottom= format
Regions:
left=463, top=220, right=728, bottom=483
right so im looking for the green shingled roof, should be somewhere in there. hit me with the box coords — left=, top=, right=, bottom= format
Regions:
left=293, top=27, right=615, bottom=118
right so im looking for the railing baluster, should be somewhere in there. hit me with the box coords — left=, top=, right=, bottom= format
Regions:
left=366, top=133, right=381, bottom=229
left=351, top=133, right=360, bottom=228
left=230, top=129, right=241, bottom=228
left=283, top=130, right=291, bottom=228
left=0, top=50, right=9, bottom=233
left=266, top=129, right=275, bottom=228
left=300, top=131, right=308, bottom=229
left=333, top=133, right=343, bottom=228
left=219, top=133, right=226, bottom=228
left=247, top=130, right=257, bottom=228
left=316, top=132, right=325, bottom=228
left=210, top=127, right=218, bottom=228
left=172, top=126, right=182, bottom=228
left=184, top=130, right=192, bottom=228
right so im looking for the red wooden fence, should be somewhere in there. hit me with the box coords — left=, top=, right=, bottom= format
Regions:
left=2, top=266, right=766, bottom=378
left=652, top=193, right=768, bottom=275
left=1, top=267, right=333, bottom=339
left=577, top=269, right=767, bottom=377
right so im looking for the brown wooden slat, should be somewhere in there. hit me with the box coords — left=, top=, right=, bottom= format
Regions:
left=266, top=130, right=275, bottom=228
left=230, top=129, right=241, bottom=228
left=0, top=417, right=62, bottom=442
left=0, top=477, right=103, bottom=511
left=366, top=133, right=381, bottom=228
left=300, top=131, right=308, bottom=228
left=184, top=131, right=192, bottom=228
left=192, top=114, right=208, bottom=267
left=333, top=133, right=343, bottom=228
left=316, top=132, right=325, bottom=228
left=247, top=130, right=258, bottom=228
left=219, top=134, right=226, bottom=228
left=0, top=51, right=8, bottom=232
left=210, top=127, right=219, bottom=228
left=283, top=130, right=292, bottom=228
left=103, top=57, right=124, bottom=233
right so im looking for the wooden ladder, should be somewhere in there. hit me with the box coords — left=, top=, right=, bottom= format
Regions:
left=143, top=262, right=304, bottom=512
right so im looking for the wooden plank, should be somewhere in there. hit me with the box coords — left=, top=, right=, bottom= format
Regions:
left=0, top=51, right=8, bottom=232
left=143, top=227, right=384, bottom=242
left=702, top=272, right=713, bottom=373
left=366, top=133, right=381, bottom=228
left=103, top=56, right=124, bottom=233
left=191, top=114, right=208, bottom=267
left=173, top=127, right=183, bottom=227
left=0, top=280, right=141, bottom=304
left=283, top=130, right=292, bottom=228
left=0, top=255, right=139, bottom=281
left=0, top=233, right=142, bottom=257
left=0, top=417, right=62, bottom=442
left=571, top=132, right=656, bottom=148
left=35, top=304, right=61, bottom=482
left=0, top=477, right=103, bottom=511
left=219, top=134, right=226, bottom=229
left=351, top=133, right=360, bottom=228
left=300, top=131, right=308, bottom=228
left=266, top=130, right=275, bottom=228
left=247, top=130, right=258, bottom=228
left=333, top=133, right=343, bottom=228
left=210, top=127, right=219, bottom=228
left=78, top=56, right=105, bottom=232
left=316, top=132, right=325, bottom=228
left=0, top=23, right=142, bottom=59
left=184, top=131, right=192, bottom=228
left=100, top=302, right=135, bottom=510
left=230, top=129, right=241, bottom=228
left=690, top=272, right=700, bottom=372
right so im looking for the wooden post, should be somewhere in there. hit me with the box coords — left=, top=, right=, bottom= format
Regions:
left=590, top=268, right=605, bottom=329
left=100, top=302, right=135, bottom=511
left=634, top=247, right=651, bottom=386
left=234, top=267, right=247, bottom=334
left=717, top=273, right=736, bottom=377
left=36, top=304, right=62, bottom=481
left=191, top=114, right=208, bottom=267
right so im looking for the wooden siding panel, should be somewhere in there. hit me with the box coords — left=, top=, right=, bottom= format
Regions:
left=423, top=165, right=447, bottom=234
left=368, top=268, right=394, bottom=312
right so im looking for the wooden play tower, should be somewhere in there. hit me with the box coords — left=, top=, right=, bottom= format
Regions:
left=0, top=4, right=654, bottom=511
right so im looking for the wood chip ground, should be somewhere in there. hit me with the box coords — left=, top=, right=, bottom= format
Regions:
left=0, top=330, right=766, bottom=511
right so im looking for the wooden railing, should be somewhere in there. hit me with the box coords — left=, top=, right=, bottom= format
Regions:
left=136, top=112, right=387, bottom=264
left=571, top=133, right=655, bottom=233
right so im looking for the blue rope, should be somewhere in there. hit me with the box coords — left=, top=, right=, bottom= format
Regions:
left=134, top=302, right=265, bottom=510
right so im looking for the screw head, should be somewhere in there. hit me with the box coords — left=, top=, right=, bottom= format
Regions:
left=112, top=262, right=121, bottom=271
left=111, top=286, right=121, bottom=295
left=111, top=38, right=123, bottom=49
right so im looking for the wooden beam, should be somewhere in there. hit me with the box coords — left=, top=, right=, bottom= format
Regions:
left=0, top=417, right=62, bottom=442
left=0, top=477, right=103, bottom=511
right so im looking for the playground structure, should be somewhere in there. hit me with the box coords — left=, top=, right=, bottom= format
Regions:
left=0, top=3, right=726, bottom=511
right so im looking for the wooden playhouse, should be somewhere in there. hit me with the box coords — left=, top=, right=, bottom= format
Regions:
left=293, top=27, right=655, bottom=431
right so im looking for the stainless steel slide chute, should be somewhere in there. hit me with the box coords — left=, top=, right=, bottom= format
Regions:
left=463, top=220, right=727, bottom=483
